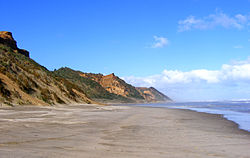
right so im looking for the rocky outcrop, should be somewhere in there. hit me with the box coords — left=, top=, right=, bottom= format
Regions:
left=0, top=31, right=17, bottom=49
left=0, top=31, right=29, bottom=57
left=18, top=49, right=30, bottom=58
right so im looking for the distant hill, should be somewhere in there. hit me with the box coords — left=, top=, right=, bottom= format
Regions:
left=0, top=31, right=172, bottom=106
left=55, top=68, right=172, bottom=103
left=136, top=87, right=172, bottom=102
left=79, top=72, right=144, bottom=100
left=53, top=67, right=133, bottom=103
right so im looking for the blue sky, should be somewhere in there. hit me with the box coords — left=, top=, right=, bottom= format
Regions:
left=1, top=0, right=250, bottom=101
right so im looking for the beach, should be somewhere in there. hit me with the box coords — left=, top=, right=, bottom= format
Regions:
left=0, top=104, right=250, bottom=158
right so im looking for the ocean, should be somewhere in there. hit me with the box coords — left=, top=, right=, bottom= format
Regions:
left=128, top=101, right=250, bottom=132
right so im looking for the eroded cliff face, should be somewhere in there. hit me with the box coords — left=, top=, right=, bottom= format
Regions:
left=53, top=67, right=131, bottom=103
left=0, top=31, right=29, bottom=57
left=100, top=73, right=132, bottom=97
left=79, top=73, right=173, bottom=102
left=57, top=69, right=172, bottom=103
left=136, top=87, right=172, bottom=102
left=80, top=73, right=144, bottom=100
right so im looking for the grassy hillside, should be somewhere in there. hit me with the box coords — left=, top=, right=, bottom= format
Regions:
left=53, top=67, right=132, bottom=102
left=0, top=44, right=94, bottom=106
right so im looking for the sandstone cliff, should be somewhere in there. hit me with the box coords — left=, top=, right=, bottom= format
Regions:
left=79, top=72, right=172, bottom=103
left=79, top=72, right=145, bottom=101
left=53, top=68, right=132, bottom=103
left=136, top=87, right=172, bottom=102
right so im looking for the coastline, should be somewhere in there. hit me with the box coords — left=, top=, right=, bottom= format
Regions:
left=174, top=107, right=250, bottom=133
left=125, top=102, right=250, bottom=133
left=171, top=108, right=250, bottom=134
left=0, top=104, right=250, bottom=157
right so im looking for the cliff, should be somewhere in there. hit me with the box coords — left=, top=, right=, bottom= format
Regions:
left=79, top=72, right=172, bottom=103
left=53, top=68, right=132, bottom=103
left=79, top=72, right=145, bottom=101
left=136, top=87, right=172, bottom=102
left=0, top=31, right=172, bottom=105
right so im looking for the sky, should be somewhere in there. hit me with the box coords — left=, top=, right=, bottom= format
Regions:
left=1, top=0, right=250, bottom=101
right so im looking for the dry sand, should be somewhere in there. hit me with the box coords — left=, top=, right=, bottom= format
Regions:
left=0, top=104, right=249, bottom=158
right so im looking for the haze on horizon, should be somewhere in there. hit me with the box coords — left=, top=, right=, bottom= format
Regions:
left=1, top=0, right=250, bottom=101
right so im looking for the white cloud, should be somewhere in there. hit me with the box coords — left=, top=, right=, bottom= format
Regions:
left=178, top=11, right=250, bottom=32
left=123, top=58, right=250, bottom=101
left=233, top=45, right=243, bottom=49
left=151, top=36, right=169, bottom=48
left=235, top=14, right=248, bottom=23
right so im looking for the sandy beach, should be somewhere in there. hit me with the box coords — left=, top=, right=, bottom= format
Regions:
left=0, top=104, right=249, bottom=158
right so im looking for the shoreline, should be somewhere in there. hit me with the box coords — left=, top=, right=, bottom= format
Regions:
left=145, top=105, right=250, bottom=133
left=129, top=104, right=250, bottom=134
left=178, top=108, right=250, bottom=133
left=0, top=104, right=250, bottom=157
left=121, top=102, right=250, bottom=133
left=172, top=108, right=250, bottom=134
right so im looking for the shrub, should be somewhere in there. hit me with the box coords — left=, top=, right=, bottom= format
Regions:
left=0, top=79, right=11, bottom=100
left=40, top=88, right=52, bottom=104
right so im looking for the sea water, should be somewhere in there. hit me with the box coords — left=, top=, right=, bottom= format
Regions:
left=130, top=101, right=250, bottom=132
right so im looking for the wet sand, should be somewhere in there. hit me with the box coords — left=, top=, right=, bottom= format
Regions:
left=0, top=104, right=250, bottom=158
